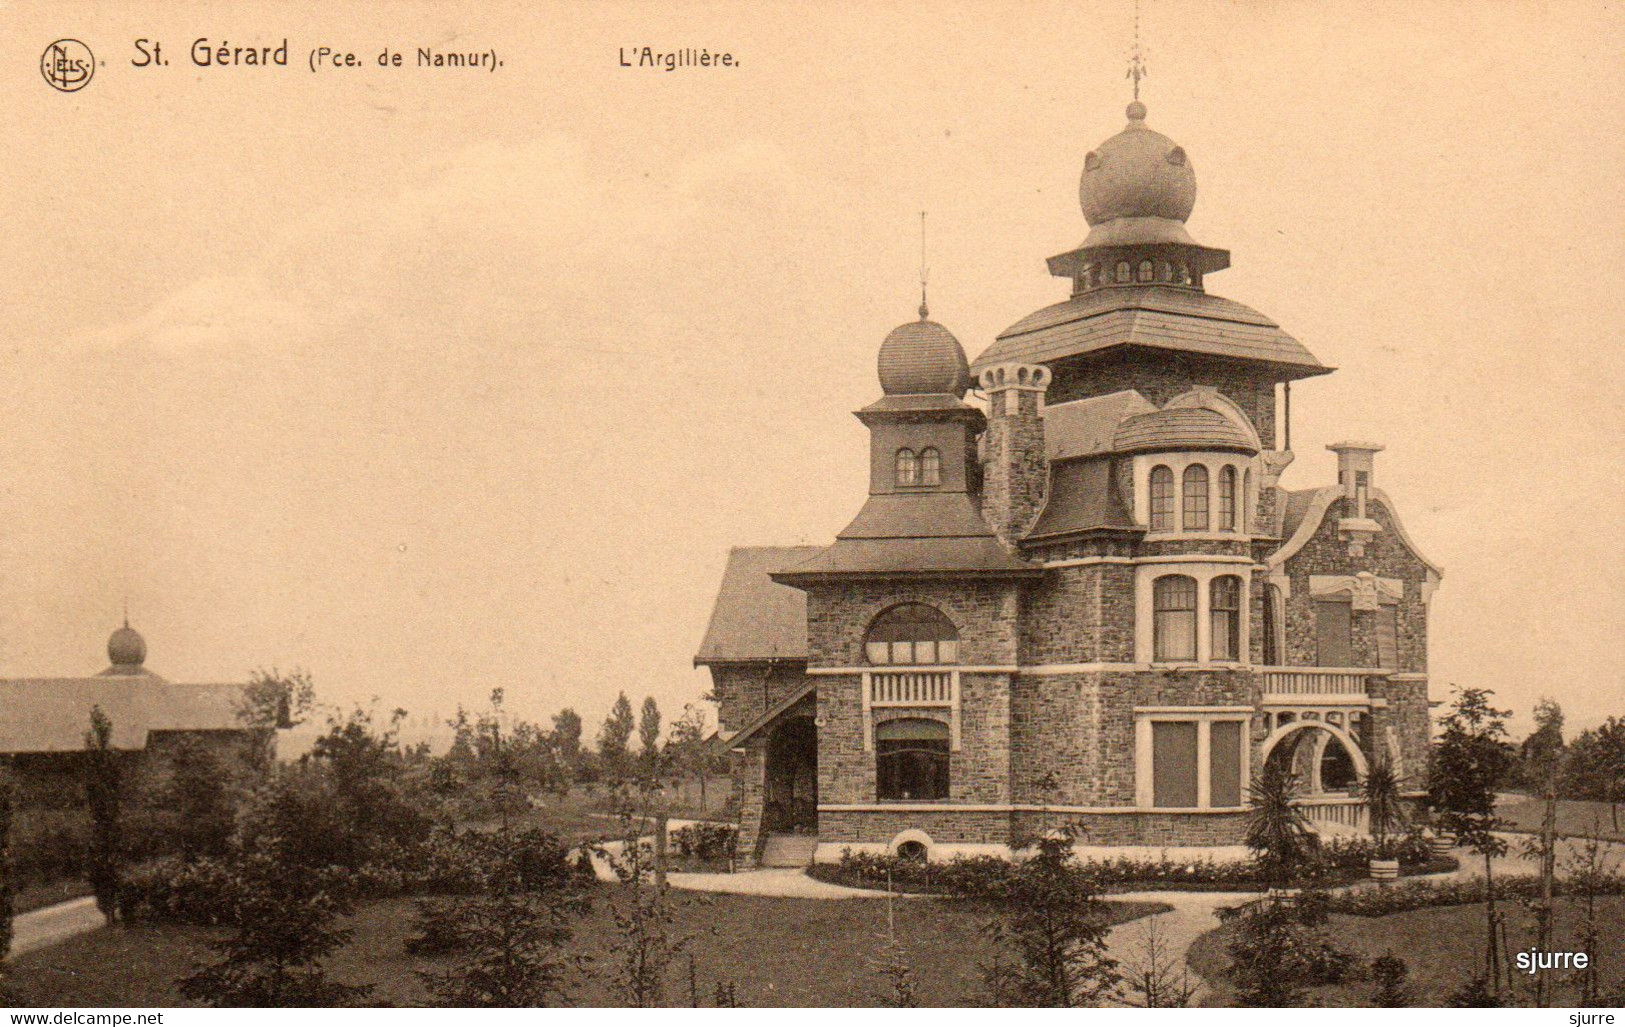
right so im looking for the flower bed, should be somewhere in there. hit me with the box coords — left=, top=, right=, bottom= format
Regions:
left=1326, top=871, right=1625, bottom=917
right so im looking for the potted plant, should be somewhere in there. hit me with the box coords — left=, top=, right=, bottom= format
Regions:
left=1360, top=756, right=1407, bottom=881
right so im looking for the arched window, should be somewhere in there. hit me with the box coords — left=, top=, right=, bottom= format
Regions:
left=1242, top=468, right=1252, bottom=532
left=1153, top=575, right=1198, bottom=662
left=1137, top=259, right=1154, bottom=283
left=1182, top=464, right=1210, bottom=531
left=876, top=718, right=949, bottom=800
left=1173, top=263, right=1188, bottom=285
left=1158, top=261, right=1172, bottom=281
left=1218, top=465, right=1238, bottom=531
left=1263, top=584, right=1283, bottom=666
left=1115, top=261, right=1131, bottom=283
left=1210, top=576, right=1242, bottom=661
left=919, top=447, right=941, bottom=487
left=865, top=603, right=959, bottom=666
left=895, top=448, right=918, bottom=487
left=1149, top=465, right=1175, bottom=531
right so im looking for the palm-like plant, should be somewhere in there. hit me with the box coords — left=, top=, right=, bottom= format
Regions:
left=1245, top=761, right=1316, bottom=888
left=1358, top=756, right=1408, bottom=858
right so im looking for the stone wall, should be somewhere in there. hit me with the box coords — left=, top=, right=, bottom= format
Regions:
left=1019, top=564, right=1136, bottom=664
left=805, top=580, right=1020, bottom=668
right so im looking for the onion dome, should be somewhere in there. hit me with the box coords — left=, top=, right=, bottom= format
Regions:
left=877, top=302, right=970, bottom=397
left=1077, top=103, right=1197, bottom=246
left=1113, top=407, right=1260, bottom=455
left=107, top=620, right=147, bottom=670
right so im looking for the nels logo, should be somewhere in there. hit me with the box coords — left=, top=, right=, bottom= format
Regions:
left=41, top=39, right=95, bottom=92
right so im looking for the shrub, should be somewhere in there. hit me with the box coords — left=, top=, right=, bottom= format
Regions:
left=670, top=823, right=737, bottom=863
left=1326, top=871, right=1625, bottom=917
left=1217, top=890, right=1361, bottom=1006
left=118, top=856, right=238, bottom=925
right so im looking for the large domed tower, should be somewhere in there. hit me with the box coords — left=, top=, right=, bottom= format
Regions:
left=970, top=102, right=1332, bottom=452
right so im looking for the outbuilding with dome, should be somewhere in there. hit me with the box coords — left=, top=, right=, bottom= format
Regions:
left=696, top=96, right=1441, bottom=867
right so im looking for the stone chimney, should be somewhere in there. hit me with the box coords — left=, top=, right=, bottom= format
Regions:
left=1328, top=441, right=1383, bottom=555
left=978, top=363, right=1050, bottom=544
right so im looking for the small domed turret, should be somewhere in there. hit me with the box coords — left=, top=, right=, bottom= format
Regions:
left=877, top=305, right=970, bottom=398
left=107, top=620, right=146, bottom=671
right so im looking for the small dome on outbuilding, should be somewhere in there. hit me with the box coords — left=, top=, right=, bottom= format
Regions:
left=106, top=621, right=147, bottom=671
left=877, top=309, right=970, bottom=397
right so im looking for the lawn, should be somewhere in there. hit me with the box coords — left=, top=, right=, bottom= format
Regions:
left=1496, top=798, right=1625, bottom=841
left=1186, top=895, right=1625, bottom=1006
left=7, top=886, right=1166, bottom=1007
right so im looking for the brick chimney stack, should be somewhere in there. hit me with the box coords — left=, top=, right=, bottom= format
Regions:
left=978, top=363, right=1050, bottom=545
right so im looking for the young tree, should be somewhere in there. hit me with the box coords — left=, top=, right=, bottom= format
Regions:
left=178, top=841, right=372, bottom=1007
left=236, top=668, right=317, bottom=773
left=551, top=708, right=583, bottom=792
left=597, top=693, right=635, bottom=783
left=605, top=817, right=690, bottom=1007
left=84, top=705, right=123, bottom=924
left=1427, top=686, right=1515, bottom=998
left=1244, top=761, right=1316, bottom=888
left=975, top=831, right=1119, bottom=1007
left=638, top=697, right=663, bottom=780
left=1122, top=913, right=1196, bottom=1007
left=1359, top=754, right=1408, bottom=859
left=151, top=735, right=236, bottom=861
left=1219, top=888, right=1358, bottom=1007
left=1371, top=952, right=1412, bottom=1007
left=667, top=704, right=713, bottom=812
left=414, top=829, right=591, bottom=1006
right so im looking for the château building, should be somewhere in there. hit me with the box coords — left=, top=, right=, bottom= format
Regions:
left=696, top=100, right=1440, bottom=866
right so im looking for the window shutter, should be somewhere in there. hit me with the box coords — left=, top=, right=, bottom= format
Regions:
left=1151, top=721, right=1199, bottom=808
left=1315, top=600, right=1352, bottom=667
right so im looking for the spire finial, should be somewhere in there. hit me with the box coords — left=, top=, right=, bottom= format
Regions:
left=122, top=599, right=129, bottom=630
left=1127, top=0, right=1148, bottom=104
left=917, top=210, right=930, bottom=320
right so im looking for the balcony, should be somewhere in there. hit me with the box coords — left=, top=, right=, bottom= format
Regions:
left=861, top=668, right=960, bottom=751
left=1258, top=667, right=1384, bottom=704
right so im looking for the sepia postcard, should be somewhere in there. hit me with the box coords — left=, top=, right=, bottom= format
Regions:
left=1, top=0, right=1622, bottom=1016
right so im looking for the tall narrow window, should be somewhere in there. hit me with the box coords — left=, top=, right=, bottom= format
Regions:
left=919, top=447, right=941, bottom=487
left=1210, top=576, right=1242, bottom=661
left=1182, top=464, right=1210, bottom=531
left=1153, top=575, right=1198, bottom=662
left=1242, top=468, right=1252, bottom=532
left=1218, top=466, right=1238, bottom=531
left=895, top=448, right=918, bottom=487
left=1315, top=600, right=1353, bottom=667
left=876, top=718, right=950, bottom=800
left=1137, top=259, right=1154, bottom=282
left=1376, top=605, right=1400, bottom=668
left=1115, top=261, right=1131, bottom=283
left=1149, top=465, right=1174, bottom=531
left=1262, top=585, right=1282, bottom=666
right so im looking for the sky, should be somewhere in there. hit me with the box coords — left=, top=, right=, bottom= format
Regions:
left=1, top=0, right=1622, bottom=740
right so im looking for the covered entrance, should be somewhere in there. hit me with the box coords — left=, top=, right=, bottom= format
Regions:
left=765, top=715, right=818, bottom=834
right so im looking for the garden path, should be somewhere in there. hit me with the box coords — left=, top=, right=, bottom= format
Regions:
left=11, top=896, right=103, bottom=957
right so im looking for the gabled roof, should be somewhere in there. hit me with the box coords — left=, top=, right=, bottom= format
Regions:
left=971, top=286, right=1330, bottom=379
left=1043, top=391, right=1157, bottom=461
left=0, top=677, right=253, bottom=753
left=1025, top=456, right=1141, bottom=541
left=694, top=546, right=823, bottom=665
left=1268, top=486, right=1444, bottom=580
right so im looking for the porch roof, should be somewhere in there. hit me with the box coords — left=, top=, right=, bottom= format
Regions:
left=710, top=680, right=815, bottom=756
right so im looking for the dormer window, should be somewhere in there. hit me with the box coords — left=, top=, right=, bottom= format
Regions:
left=919, top=447, right=941, bottom=487
left=896, top=448, right=918, bottom=487
left=1115, top=261, right=1131, bottom=283
left=1137, top=260, right=1154, bottom=283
